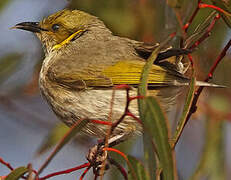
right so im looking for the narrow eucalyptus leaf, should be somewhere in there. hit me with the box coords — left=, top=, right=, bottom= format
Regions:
left=143, top=97, right=176, bottom=180
left=6, top=167, right=28, bottom=180
left=211, top=0, right=231, bottom=28
left=128, top=155, right=150, bottom=180
left=171, top=74, right=196, bottom=147
left=138, top=35, right=176, bottom=179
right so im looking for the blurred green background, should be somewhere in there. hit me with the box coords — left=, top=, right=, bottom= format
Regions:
left=0, top=0, right=231, bottom=179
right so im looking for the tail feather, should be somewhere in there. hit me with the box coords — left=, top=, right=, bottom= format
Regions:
left=195, top=81, right=225, bottom=88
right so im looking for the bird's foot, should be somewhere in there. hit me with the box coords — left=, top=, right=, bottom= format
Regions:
left=86, top=143, right=109, bottom=176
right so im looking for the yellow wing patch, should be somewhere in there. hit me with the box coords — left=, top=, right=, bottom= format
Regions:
left=103, top=60, right=174, bottom=85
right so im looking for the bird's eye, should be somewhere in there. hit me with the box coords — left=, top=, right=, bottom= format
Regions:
left=52, top=24, right=60, bottom=31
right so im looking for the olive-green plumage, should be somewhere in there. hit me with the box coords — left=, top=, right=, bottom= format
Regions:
left=13, top=9, right=219, bottom=139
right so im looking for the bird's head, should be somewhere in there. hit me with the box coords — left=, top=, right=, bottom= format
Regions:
left=13, top=9, right=106, bottom=53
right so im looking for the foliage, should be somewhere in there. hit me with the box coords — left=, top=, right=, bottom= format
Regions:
left=0, top=0, right=231, bottom=180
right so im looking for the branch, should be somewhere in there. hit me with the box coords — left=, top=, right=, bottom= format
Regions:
left=39, top=163, right=90, bottom=180
left=79, top=166, right=91, bottom=180
left=183, top=0, right=202, bottom=32
left=0, top=157, right=14, bottom=171
left=189, top=14, right=220, bottom=50
left=108, top=158, right=128, bottom=180
left=178, top=38, right=231, bottom=145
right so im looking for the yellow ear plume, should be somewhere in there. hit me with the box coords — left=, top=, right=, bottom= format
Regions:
left=52, top=29, right=85, bottom=50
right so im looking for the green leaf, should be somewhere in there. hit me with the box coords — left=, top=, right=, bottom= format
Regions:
left=0, top=53, right=22, bottom=84
left=138, top=44, right=161, bottom=180
left=6, top=167, right=28, bottom=180
left=210, top=0, right=231, bottom=28
left=142, top=132, right=157, bottom=180
left=171, top=72, right=196, bottom=148
left=138, top=35, right=176, bottom=179
left=36, top=123, right=69, bottom=156
left=37, top=118, right=90, bottom=175
left=127, top=155, right=150, bottom=180
left=142, top=96, right=177, bottom=180
left=109, top=139, right=137, bottom=180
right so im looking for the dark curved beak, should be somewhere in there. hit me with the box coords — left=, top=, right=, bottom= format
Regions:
left=11, top=22, right=47, bottom=33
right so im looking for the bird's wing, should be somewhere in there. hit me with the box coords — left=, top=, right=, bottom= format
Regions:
left=102, top=60, right=187, bottom=86
left=135, top=43, right=190, bottom=61
left=47, top=59, right=188, bottom=90
left=133, top=42, right=191, bottom=72
left=133, top=41, right=190, bottom=62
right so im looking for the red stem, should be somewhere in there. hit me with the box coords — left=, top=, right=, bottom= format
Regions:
left=190, top=14, right=220, bottom=49
left=90, top=120, right=112, bottom=126
left=187, top=54, right=194, bottom=66
left=128, top=96, right=144, bottom=101
left=0, top=157, right=14, bottom=171
left=108, top=158, right=128, bottom=180
left=183, top=0, right=202, bottom=32
left=110, top=89, right=130, bottom=134
left=173, top=6, right=228, bottom=147
left=103, top=148, right=128, bottom=162
left=114, top=84, right=132, bottom=90
left=126, top=111, right=142, bottom=124
left=207, top=39, right=231, bottom=79
left=79, top=166, right=91, bottom=180
left=39, top=163, right=90, bottom=180
left=170, top=32, right=176, bottom=38
left=182, top=0, right=202, bottom=66
left=176, top=38, right=231, bottom=146
left=199, top=3, right=230, bottom=15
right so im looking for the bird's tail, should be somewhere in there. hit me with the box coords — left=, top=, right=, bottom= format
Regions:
left=195, top=81, right=225, bottom=88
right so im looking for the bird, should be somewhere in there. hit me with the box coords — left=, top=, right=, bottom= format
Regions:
left=12, top=9, right=221, bottom=141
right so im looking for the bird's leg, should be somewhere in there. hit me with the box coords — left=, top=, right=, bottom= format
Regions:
left=86, top=143, right=109, bottom=176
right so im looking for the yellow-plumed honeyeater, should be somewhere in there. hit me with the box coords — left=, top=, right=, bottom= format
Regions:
left=13, top=9, right=221, bottom=140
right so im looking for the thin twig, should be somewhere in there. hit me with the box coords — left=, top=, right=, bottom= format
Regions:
left=99, top=85, right=122, bottom=179
left=0, top=157, right=14, bottom=171
left=189, top=14, right=220, bottom=49
left=38, top=163, right=90, bottom=180
left=79, top=166, right=91, bottom=180
left=207, top=39, right=231, bottom=79
left=199, top=3, right=231, bottom=16
left=110, top=88, right=130, bottom=134
left=174, top=38, right=231, bottom=147
left=103, top=148, right=137, bottom=180
left=183, top=0, right=202, bottom=32
left=108, top=158, right=128, bottom=180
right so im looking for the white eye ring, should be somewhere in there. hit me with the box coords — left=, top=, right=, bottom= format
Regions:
left=52, top=24, right=60, bottom=31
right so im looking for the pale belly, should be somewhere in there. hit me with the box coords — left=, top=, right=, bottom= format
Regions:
left=39, top=75, right=141, bottom=138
